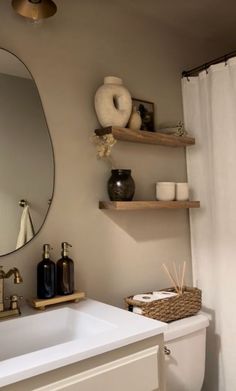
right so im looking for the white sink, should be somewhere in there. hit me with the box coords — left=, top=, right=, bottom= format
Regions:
left=0, top=307, right=116, bottom=361
left=0, top=299, right=167, bottom=387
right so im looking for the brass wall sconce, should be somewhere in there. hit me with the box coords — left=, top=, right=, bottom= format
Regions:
left=12, top=0, right=57, bottom=22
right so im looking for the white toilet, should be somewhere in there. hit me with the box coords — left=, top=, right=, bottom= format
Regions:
left=164, top=313, right=209, bottom=391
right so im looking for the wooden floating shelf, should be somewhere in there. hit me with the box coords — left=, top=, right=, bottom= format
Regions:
left=99, top=201, right=200, bottom=210
left=95, top=126, right=195, bottom=147
left=30, top=291, right=86, bottom=311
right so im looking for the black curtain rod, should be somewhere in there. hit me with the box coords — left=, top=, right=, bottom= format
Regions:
left=182, top=50, right=236, bottom=78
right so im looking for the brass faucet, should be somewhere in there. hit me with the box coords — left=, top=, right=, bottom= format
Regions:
left=0, top=266, right=23, bottom=319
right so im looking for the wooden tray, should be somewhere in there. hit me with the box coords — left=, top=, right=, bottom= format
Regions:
left=30, top=291, right=85, bottom=310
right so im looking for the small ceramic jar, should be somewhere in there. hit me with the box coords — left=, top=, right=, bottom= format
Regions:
left=176, top=183, right=189, bottom=201
left=156, top=182, right=175, bottom=201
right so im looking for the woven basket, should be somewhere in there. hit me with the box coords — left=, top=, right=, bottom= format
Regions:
left=125, top=287, right=201, bottom=323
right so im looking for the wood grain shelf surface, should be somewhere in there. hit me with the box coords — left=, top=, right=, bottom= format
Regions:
left=95, top=126, right=195, bottom=147
left=99, top=201, right=200, bottom=210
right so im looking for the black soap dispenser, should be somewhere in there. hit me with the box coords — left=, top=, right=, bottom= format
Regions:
left=57, top=242, right=74, bottom=295
left=37, top=244, right=55, bottom=299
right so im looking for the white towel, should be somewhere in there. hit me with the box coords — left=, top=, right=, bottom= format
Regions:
left=16, top=205, right=35, bottom=249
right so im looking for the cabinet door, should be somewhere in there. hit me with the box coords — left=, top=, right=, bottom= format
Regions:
left=35, top=346, right=159, bottom=391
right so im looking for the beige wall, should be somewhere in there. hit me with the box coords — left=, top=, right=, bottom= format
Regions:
left=0, top=0, right=225, bottom=306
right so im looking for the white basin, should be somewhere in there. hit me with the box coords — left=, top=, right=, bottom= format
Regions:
left=0, top=299, right=167, bottom=387
left=0, top=307, right=116, bottom=361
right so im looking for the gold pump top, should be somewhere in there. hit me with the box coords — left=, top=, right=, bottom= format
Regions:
left=61, top=242, right=72, bottom=257
left=43, top=244, right=52, bottom=259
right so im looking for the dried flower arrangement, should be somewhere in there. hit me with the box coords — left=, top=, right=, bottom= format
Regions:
left=91, top=133, right=117, bottom=167
left=174, top=121, right=187, bottom=137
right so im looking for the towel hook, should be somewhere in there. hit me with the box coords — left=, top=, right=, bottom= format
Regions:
left=19, top=199, right=28, bottom=207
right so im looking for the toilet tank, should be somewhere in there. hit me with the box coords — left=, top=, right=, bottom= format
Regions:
left=164, top=313, right=209, bottom=391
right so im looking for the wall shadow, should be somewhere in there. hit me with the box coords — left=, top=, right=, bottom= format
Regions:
left=100, top=208, right=190, bottom=242
left=202, top=306, right=220, bottom=391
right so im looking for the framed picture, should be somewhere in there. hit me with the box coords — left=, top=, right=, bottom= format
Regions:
left=132, top=98, right=155, bottom=132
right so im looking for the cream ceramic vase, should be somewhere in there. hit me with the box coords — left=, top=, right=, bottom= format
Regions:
left=94, top=76, right=132, bottom=127
left=128, top=105, right=142, bottom=130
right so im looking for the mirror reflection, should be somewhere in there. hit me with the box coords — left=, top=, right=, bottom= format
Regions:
left=0, top=49, right=54, bottom=256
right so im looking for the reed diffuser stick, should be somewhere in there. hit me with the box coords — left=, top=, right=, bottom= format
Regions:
left=162, top=263, right=179, bottom=294
left=180, top=261, right=186, bottom=294
left=173, top=262, right=180, bottom=291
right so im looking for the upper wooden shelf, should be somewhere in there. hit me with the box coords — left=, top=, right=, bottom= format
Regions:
left=99, top=201, right=200, bottom=210
left=95, top=126, right=195, bottom=147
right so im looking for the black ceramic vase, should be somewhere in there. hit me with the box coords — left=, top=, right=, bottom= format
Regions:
left=107, top=169, right=135, bottom=201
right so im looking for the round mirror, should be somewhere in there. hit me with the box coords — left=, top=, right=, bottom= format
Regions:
left=0, top=49, right=54, bottom=256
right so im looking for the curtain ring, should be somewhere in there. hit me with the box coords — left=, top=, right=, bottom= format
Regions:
left=182, top=71, right=190, bottom=81
left=205, top=64, right=209, bottom=74
left=225, top=55, right=228, bottom=66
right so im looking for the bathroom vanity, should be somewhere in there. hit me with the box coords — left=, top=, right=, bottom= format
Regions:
left=0, top=299, right=167, bottom=391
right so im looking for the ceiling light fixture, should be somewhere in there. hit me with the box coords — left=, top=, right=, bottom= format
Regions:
left=12, top=0, right=57, bottom=22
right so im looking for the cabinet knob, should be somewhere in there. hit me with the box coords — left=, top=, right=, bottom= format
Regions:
left=164, top=346, right=171, bottom=355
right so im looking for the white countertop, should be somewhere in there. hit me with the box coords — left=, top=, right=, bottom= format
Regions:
left=0, top=298, right=167, bottom=387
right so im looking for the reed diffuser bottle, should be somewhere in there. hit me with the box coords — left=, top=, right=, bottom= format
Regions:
left=57, top=242, right=74, bottom=295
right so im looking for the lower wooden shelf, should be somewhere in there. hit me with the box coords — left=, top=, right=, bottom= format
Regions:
left=99, top=201, right=200, bottom=210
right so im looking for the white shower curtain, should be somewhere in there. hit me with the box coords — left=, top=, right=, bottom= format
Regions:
left=182, top=58, right=236, bottom=391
